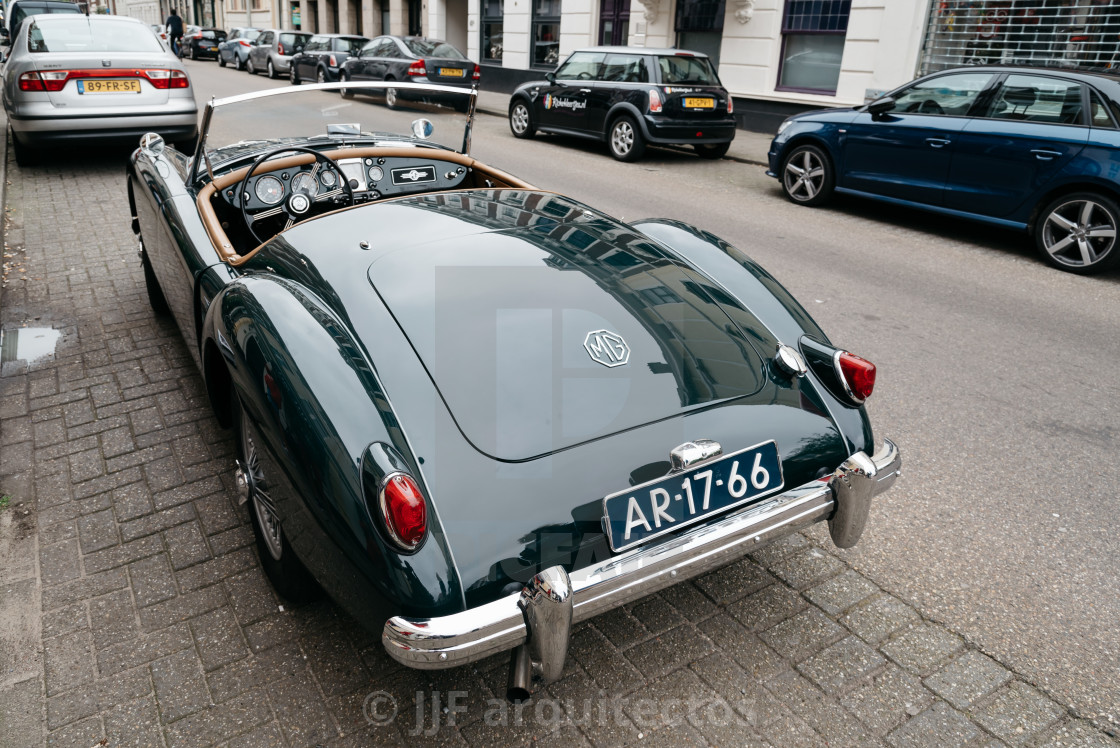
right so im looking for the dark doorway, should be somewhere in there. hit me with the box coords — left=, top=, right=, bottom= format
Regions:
left=598, top=0, right=629, bottom=46
left=408, top=0, right=422, bottom=35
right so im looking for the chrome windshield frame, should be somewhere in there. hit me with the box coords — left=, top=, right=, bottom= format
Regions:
left=187, top=82, right=478, bottom=185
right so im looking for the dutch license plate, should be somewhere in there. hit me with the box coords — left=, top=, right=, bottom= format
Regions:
left=603, top=440, right=783, bottom=552
left=209, top=46, right=218, bottom=51
left=78, top=79, right=141, bottom=94
left=684, top=97, right=715, bottom=108
left=439, top=67, right=464, bottom=77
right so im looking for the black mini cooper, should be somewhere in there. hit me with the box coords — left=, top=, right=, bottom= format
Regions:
left=509, top=46, right=737, bottom=162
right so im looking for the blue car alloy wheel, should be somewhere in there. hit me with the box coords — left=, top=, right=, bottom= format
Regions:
left=1035, top=192, right=1120, bottom=274
left=781, top=144, right=833, bottom=207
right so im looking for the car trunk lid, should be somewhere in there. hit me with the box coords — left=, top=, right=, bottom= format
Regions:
left=33, top=51, right=175, bottom=108
left=367, top=192, right=770, bottom=462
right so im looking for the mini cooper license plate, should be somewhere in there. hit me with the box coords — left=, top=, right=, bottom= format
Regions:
left=603, top=441, right=783, bottom=552
left=78, top=79, right=141, bottom=94
left=439, top=67, right=465, bottom=77
left=684, top=97, right=715, bottom=108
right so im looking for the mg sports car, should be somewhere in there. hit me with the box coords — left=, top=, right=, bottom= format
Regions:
left=129, top=82, right=900, bottom=700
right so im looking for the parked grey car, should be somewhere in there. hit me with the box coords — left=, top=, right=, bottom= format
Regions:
left=245, top=28, right=310, bottom=78
left=1, top=14, right=198, bottom=166
left=217, top=26, right=261, bottom=70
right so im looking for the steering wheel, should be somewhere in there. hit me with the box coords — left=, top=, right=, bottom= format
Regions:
left=238, top=146, right=355, bottom=246
left=916, top=99, right=944, bottom=115
left=576, top=71, right=592, bottom=80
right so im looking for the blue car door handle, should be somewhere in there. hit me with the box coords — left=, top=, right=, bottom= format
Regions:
left=1031, top=148, right=1062, bottom=161
left=926, top=137, right=951, bottom=148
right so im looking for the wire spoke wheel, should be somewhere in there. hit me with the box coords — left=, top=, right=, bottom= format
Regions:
left=1041, top=198, right=1117, bottom=270
left=240, top=420, right=283, bottom=561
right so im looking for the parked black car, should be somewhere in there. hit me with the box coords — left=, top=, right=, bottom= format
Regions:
left=509, top=46, right=736, bottom=162
left=339, top=35, right=479, bottom=109
left=179, top=27, right=227, bottom=60
left=289, top=33, right=368, bottom=84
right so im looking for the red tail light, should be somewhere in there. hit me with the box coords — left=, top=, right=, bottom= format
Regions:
left=277, top=42, right=285, bottom=55
left=649, top=88, right=662, bottom=113
left=329, top=54, right=337, bottom=66
left=238, top=39, right=251, bottom=46
left=407, top=59, right=427, bottom=76
left=378, top=473, right=427, bottom=551
left=727, top=96, right=734, bottom=114
left=472, top=63, right=481, bottom=81
left=837, top=352, right=876, bottom=402
left=19, top=68, right=188, bottom=91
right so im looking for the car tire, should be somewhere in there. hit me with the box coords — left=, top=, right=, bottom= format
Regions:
left=267, top=59, right=276, bottom=79
left=11, top=131, right=37, bottom=167
left=189, top=46, right=197, bottom=60
left=234, top=393, right=320, bottom=603
left=694, top=142, right=730, bottom=160
left=385, top=84, right=400, bottom=110
left=339, top=73, right=353, bottom=98
left=246, top=57, right=256, bottom=74
left=140, top=249, right=170, bottom=316
left=290, top=65, right=300, bottom=85
left=1035, top=192, right=1120, bottom=274
left=509, top=100, right=535, bottom=139
left=608, top=116, right=645, bottom=162
left=780, top=144, right=835, bottom=207
left=218, top=53, right=226, bottom=67
left=316, top=68, right=327, bottom=84
left=235, top=54, right=244, bottom=71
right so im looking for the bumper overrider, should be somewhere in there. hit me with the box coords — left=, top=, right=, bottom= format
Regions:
left=383, top=439, right=901, bottom=697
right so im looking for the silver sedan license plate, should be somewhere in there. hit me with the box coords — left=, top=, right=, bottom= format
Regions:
left=603, top=440, right=783, bottom=552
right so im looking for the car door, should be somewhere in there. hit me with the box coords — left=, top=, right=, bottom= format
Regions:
left=840, top=71, right=996, bottom=206
left=592, top=52, right=649, bottom=134
left=300, top=36, right=325, bottom=77
left=349, top=38, right=383, bottom=81
left=537, top=50, right=604, bottom=132
left=252, top=30, right=274, bottom=68
left=943, top=73, right=1090, bottom=218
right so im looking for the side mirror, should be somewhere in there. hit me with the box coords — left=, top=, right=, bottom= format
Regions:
left=545, top=71, right=556, bottom=84
left=867, top=96, right=896, bottom=117
left=139, top=132, right=165, bottom=157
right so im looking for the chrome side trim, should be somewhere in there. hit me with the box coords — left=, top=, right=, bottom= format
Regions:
left=382, top=439, right=901, bottom=672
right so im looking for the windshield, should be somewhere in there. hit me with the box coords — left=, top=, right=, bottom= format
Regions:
left=403, top=38, right=466, bottom=59
left=28, top=17, right=165, bottom=53
left=200, top=82, right=476, bottom=170
left=657, top=54, right=719, bottom=85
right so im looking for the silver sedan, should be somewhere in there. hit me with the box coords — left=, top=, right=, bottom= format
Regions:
left=2, top=14, right=198, bottom=166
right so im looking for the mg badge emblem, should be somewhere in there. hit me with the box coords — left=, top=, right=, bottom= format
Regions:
left=584, top=330, right=629, bottom=368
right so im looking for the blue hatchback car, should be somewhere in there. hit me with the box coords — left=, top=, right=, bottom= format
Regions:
left=768, top=66, right=1120, bottom=274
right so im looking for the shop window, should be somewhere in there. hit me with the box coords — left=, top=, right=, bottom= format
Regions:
left=776, top=0, right=851, bottom=94
left=675, top=0, right=724, bottom=66
left=532, top=0, right=561, bottom=68
left=481, top=0, right=503, bottom=62
left=920, top=1, right=1120, bottom=75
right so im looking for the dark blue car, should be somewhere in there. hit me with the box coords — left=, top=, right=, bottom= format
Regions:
left=768, top=66, right=1120, bottom=274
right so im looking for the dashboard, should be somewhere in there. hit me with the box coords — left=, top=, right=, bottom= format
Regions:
left=220, top=155, right=472, bottom=211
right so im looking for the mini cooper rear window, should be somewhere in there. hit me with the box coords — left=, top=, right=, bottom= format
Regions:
left=28, top=18, right=165, bottom=53
left=657, top=54, right=718, bottom=85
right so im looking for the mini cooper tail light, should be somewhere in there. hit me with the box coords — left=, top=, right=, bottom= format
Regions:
left=649, top=88, right=663, bottom=113
left=472, top=63, right=481, bottom=80
left=329, top=54, right=338, bottom=67
left=837, top=352, right=876, bottom=402
left=407, top=59, right=427, bottom=76
left=379, top=473, right=427, bottom=551
left=727, top=97, right=734, bottom=114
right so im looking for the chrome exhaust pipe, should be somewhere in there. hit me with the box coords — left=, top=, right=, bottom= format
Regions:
left=506, top=644, right=532, bottom=703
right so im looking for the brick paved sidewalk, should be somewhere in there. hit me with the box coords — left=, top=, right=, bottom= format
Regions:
left=0, top=137, right=1117, bottom=748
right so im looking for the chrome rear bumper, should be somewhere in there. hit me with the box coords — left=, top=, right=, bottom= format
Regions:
left=383, top=439, right=900, bottom=678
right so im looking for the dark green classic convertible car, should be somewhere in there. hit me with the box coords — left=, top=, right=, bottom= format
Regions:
left=129, top=82, right=901, bottom=700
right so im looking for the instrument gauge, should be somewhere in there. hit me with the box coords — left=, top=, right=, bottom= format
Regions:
left=320, top=170, right=338, bottom=188
left=254, top=176, right=284, bottom=205
left=368, top=165, right=384, bottom=183
left=291, top=173, right=318, bottom=196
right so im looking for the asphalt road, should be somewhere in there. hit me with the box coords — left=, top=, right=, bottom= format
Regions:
left=59, top=58, right=1120, bottom=728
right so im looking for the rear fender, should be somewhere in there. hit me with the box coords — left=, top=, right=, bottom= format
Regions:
left=201, top=274, right=464, bottom=620
left=631, top=219, right=873, bottom=455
